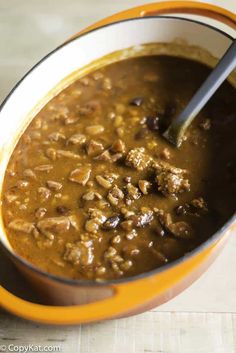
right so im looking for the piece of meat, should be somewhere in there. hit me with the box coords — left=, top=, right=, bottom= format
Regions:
left=156, top=209, right=194, bottom=239
left=37, top=187, right=51, bottom=202
left=191, top=197, right=208, bottom=211
left=23, top=169, right=37, bottom=180
left=129, top=209, right=154, bottom=228
left=168, top=221, right=193, bottom=239
left=107, top=185, right=124, bottom=206
left=4, top=188, right=18, bottom=204
left=156, top=170, right=190, bottom=196
left=125, top=147, right=152, bottom=171
left=156, top=209, right=172, bottom=228
left=35, top=207, right=47, bottom=219
left=67, top=133, right=86, bottom=146
left=94, top=150, right=112, bottom=162
left=138, top=180, right=151, bottom=195
left=37, top=216, right=71, bottom=239
left=8, top=219, right=35, bottom=234
left=125, top=183, right=141, bottom=204
left=77, top=100, right=101, bottom=116
left=175, top=197, right=208, bottom=217
left=94, top=149, right=123, bottom=163
left=64, top=240, right=94, bottom=266
left=160, top=148, right=171, bottom=160
left=96, top=175, right=114, bottom=189
left=82, top=191, right=102, bottom=201
left=69, top=166, right=91, bottom=185
left=48, top=132, right=66, bottom=142
left=85, top=208, right=107, bottom=233
left=153, top=160, right=187, bottom=175
left=111, top=139, right=126, bottom=153
left=86, top=140, right=104, bottom=156
left=87, top=208, right=107, bottom=224
left=154, top=160, right=190, bottom=196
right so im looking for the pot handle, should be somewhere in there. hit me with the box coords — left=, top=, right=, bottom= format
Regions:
left=70, top=1, right=236, bottom=40
left=0, top=240, right=221, bottom=325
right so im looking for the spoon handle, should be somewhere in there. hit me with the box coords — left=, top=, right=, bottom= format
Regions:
left=164, top=39, right=236, bottom=147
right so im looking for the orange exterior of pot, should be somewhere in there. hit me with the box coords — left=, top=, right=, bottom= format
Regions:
left=0, top=1, right=236, bottom=325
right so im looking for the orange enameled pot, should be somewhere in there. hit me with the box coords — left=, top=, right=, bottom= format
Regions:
left=0, top=2, right=236, bottom=325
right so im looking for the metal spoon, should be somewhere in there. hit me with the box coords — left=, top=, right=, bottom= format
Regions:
left=163, top=39, right=236, bottom=147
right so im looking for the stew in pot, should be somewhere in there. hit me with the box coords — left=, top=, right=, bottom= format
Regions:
left=2, top=54, right=236, bottom=281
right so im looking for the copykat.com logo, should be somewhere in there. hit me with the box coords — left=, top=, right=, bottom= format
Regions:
left=0, top=345, right=61, bottom=353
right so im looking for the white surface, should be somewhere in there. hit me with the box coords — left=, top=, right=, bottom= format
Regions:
left=0, top=1, right=236, bottom=352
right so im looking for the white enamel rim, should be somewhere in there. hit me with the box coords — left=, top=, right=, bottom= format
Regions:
left=0, top=16, right=235, bottom=286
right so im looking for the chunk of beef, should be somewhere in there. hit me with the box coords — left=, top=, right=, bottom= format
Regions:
left=156, top=209, right=194, bottom=239
left=168, top=222, right=193, bottom=239
left=156, top=170, right=190, bottom=196
left=64, top=240, right=94, bottom=266
left=35, top=207, right=47, bottom=219
left=96, top=175, right=113, bottom=189
left=45, top=148, right=57, bottom=161
left=125, top=183, right=141, bottom=204
left=48, top=132, right=66, bottom=142
left=138, top=180, right=151, bottom=195
left=37, top=216, right=71, bottom=240
left=175, top=197, right=208, bottom=217
left=153, top=160, right=186, bottom=175
left=129, top=209, right=154, bottom=228
left=125, top=147, right=152, bottom=171
left=154, top=161, right=190, bottom=196
left=85, top=208, right=107, bottom=233
left=38, top=187, right=51, bottom=202
left=107, top=185, right=124, bottom=206
left=160, top=148, right=171, bottom=160
left=86, top=140, right=104, bottom=156
left=111, top=139, right=126, bottom=153
left=191, top=197, right=208, bottom=211
left=67, top=133, right=86, bottom=146
left=94, top=150, right=112, bottom=162
left=88, top=208, right=107, bottom=224
left=23, top=169, right=37, bottom=180
left=69, top=166, right=91, bottom=185
left=4, top=188, right=18, bottom=204
left=8, top=219, right=35, bottom=234
left=82, top=191, right=102, bottom=201
left=77, top=100, right=101, bottom=117
left=94, top=150, right=123, bottom=163
left=156, top=209, right=172, bottom=228
left=64, top=115, right=79, bottom=125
